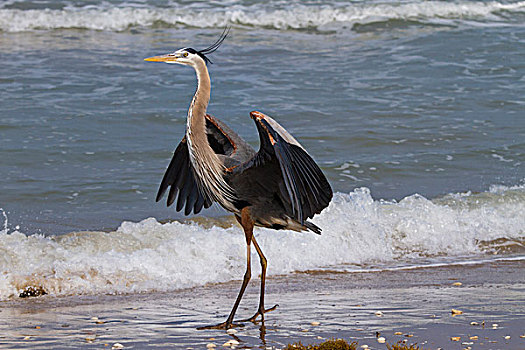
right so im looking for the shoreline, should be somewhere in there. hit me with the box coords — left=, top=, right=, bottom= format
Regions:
left=1, top=259, right=524, bottom=349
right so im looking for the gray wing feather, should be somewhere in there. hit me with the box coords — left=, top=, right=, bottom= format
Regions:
left=156, top=136, right=213, bottom=215
left=246, top=111, right=332, bottom=224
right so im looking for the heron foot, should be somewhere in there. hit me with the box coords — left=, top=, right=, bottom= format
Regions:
left=197, top=320, right=245, bottom=330
left=237, top=304, right=278, bottom=323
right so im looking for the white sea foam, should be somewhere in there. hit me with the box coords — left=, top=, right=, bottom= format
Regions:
left=0, top=184, right=523, bottom=300
left=0, top=1, right=524, bottom=32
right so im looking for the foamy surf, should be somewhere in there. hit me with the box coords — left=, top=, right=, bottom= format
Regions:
left=0, top=184, right=523, bottom=300
left=0, top=1, right=524, bottom=32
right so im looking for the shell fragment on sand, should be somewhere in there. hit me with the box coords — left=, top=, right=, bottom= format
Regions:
left=394, top=332, right=403, bottom=335
left=374, top=311, right=383, bottom=317
left=469, top=336, right=478, bottom=340
left=451, top=336, right=461, bottom=341
left=112, top=344, right=124, bottom=349
left=452, top=282, right=462, bottom=286
left=222, top=339, right=240, bottom=347
left=377, top=337, right=386, bottom=343
left=226, top=329, right=237, bottom=335
left=451, top=309, right=463, bottom=315
left=311, top=321, right=320, bottom=326
left=206, top=344, right=216, bottom=349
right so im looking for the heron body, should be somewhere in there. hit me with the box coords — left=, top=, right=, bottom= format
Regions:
left=145, top=30, right=333, bottom=329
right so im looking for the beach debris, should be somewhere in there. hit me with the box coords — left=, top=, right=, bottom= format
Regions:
left=206, top=344, right=217, bottom=349
left=209, top=338, right=216, bottom=341
left=462, top=342, right=473, bottom=345
left=310, top=321, right=320, bottom=326
left=469, top=336, right=478, bottom=340
left=374, top=311, right=383, bottom=317
left=360, top=345, right=369, bottom=349
left=470, top=321, right=479, bottom=326
left=316, top=336, right=323, bottom=340
left=355, top=328, right=364, bottom=331
left=226, top=329, right=237, bottom=335
left=85, top=335, right=96, bottom=343
left=405, top=334, right=414, bottom=338
left=394, top=332, right=403, bottom=335
left=222, top=339, right=240, bottom=347
left=520, top=334, right=525, bottom=338
left=504, top=335, right=510, bottom=340
left=451, top=309, right=463, bottom=315
left=377, top=337, right=386, bottom=343
left=491, top=323, right=498, bottom=329
left=90, top=316, right=105, bottom=324
left=112, top=343, right=124, bottom=349
left=19, top=286, right=47, bottom=298
left=23, top=336, right=31, bottom=340
left=452, top=282, right=462, bottom=286
left=450, top=337, right=461, bottom=341
left=35, top=326, right=41, bottom=329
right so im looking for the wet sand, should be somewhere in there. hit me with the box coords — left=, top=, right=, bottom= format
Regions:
left=1, top=259, right=524, bottom=349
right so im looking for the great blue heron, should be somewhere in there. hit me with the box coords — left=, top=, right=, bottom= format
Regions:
left=144, top=29, right=332, bottom=329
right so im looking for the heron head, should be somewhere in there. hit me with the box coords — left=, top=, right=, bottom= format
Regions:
left=144, top=27, right=230, bottom=67
left=144, top=48, right=209, bottom=67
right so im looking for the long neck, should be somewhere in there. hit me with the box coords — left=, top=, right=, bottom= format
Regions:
left=187, top=60, right=210, bottom=136
left=185, top=60, right=237, bottom=211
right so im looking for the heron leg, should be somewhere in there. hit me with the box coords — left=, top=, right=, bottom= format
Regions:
left=197, top=208, right=254, bottom=330
left=237, top=235, right=278, bottom=323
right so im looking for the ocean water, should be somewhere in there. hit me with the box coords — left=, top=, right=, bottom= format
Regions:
left=0, top=0, right=524, bottom=300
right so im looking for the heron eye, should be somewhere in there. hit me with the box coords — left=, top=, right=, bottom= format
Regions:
left=183, top=52, right=188, bottom=57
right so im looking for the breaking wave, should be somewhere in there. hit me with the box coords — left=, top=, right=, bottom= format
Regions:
left=0, top=184, right=523, bottom=300
left=0, top=1, right=524, bottom=32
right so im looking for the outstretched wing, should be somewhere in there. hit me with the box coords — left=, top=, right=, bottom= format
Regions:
left=244, top=111, right=332, bottom=224
left=156, top=136, right=213, bottom=215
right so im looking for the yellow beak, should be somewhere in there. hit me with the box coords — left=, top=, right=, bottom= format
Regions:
left=144, top=54, right=175, bottom=62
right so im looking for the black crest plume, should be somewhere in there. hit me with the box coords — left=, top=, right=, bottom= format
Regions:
left=197, top=27, right=230, bottom=65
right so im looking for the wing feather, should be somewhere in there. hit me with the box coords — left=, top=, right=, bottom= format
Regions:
left=156, top=136, right=213, bottom=215
left=246, top=111, right=332, bottom=224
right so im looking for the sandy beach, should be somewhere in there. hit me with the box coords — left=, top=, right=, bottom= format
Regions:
left=1, top=258, right=523, bottom=349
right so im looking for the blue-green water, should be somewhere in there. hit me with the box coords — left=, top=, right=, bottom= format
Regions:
left=1, top=0, right=523, bottom=235
left=0, top=0, right=523, bottom=299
